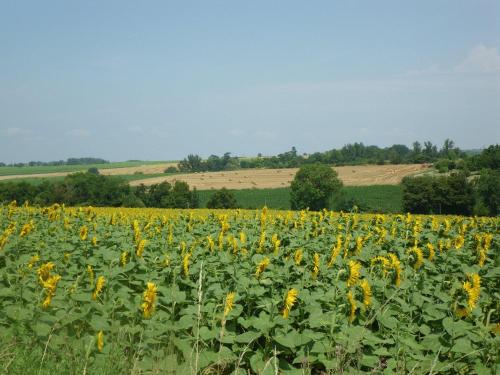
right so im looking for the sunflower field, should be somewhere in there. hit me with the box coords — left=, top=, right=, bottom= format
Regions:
left=0, top=201, right=498, bottom=374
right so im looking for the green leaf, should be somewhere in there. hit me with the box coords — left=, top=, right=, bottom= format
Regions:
left=235, top=330, right=261, bottom=344
left=34, top=322, right=52, bottom=337
left=72, top=293, right=92, bottom=302
left=4, top=305, right=32, bottom=321
left=378, top=315, right=398, bottom=330
left=442, top=317, right=470, bottom=338
left=310, top=340, right=331, bottom=354
left=172, top=337, right=192, bottom=360
left=0, top=287, right=14, bottom=297
left=173, top=315, right=195, bottom=331
left=373, top=347, right=392, bottom=356
left=474, top=362, right=492, bottom=375
left=360, top=355, right=379, bottom=368
left=419, top=324, right=431, bottom=335
left=90, top=316, right=110, bottom=331
left=250, top=312, right=275, bottom=332
left=274, top=331, right=312, bottom=349
left=170, top=290, right=187, bottom=303
left=399, top=336, right=423, bottom=351
left=421, top=334, right=442, bottom=353
left=451, top=338, right=474, bottom=354
left=199, top=326, right=217, bottom=341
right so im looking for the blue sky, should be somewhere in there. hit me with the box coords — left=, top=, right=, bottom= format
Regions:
left=1, top=1, right=499, bottom=162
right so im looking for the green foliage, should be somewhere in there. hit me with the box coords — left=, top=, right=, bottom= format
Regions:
left=164, top=166, right=178, bottom=173
left=178, top=140, right=474, bottom=172
left=0, top=206, right=498, bottom=374
left=475, top=169, right=500, bottom=216
left=0, top=177, right=403, bottom=213
left=87, top=167, right=100, bottom=175
left=402, top=173, right=475, bottom=215
left=197, top=186, right=403, bottom=212
left=178, top=153, right=239, bottom=172
left=0, top=173, right=199, bottom=209
left=135, top=181, right=199, bottom=209
left=198, top=188, right=292, bottom=210
left=434, top=158, right=455, bottom=173
left=290, top=164, right=343, bottom=211
left=206, top=188, right=238, bottom=209
left=404, top=144, right=500, bottom=214
left=467, top=144, right=500, bottom=171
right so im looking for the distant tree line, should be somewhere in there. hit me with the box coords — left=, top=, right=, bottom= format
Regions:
left=0, top=157, right=109, bottom=168
left=0, top=173, right=198, bottom=209
left=177, top=139, right=467, bottom=172
left=178, top=153, right=240, bottom=172
left=1, top=144, right=497, bottom=215
left=402, top=145, right=499, bottom=216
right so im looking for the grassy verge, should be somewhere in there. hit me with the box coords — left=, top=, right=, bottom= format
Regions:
left=1, top=337, right=182, bottom=375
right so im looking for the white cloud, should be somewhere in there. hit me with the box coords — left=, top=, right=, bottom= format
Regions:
left=127, top=126, right=144, bottom=134
left=399, top=44, right=500, bottom=77
left=455, top=44, right=500, bottom=73
left=399, top=65, right=444, bottom=78
left=150, top=128, right=170, bottom=138
left=2, top=127, right=32, bottom=136
left=254, top=130, right=277, bottom=140
left=67, top=128, right=91, bottom=137
left=228, top=128, right=245, bottom=136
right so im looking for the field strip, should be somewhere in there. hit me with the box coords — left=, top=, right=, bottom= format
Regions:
left=0, top=163, right=177, bottom=181
left=130, top=164, right=431, bottom=189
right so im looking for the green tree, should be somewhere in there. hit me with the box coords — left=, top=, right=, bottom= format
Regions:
left=164, top=181, right=196, bottom=208
left=290, top=164, right=343, bottom=211
left=178, top=154, right=204, bottom=172
left=206, top=188, right=238, bottom=209
left=401, top=176, right=436, bottom=213
left=470, top=144, right=500, bottom=171
left=475, top=169, right=500, bottom=216
left=402, top=173, right=474, bottom=215
left=87, top=167, right=100, bottom=175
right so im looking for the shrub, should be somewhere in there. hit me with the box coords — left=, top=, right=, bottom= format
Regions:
left=87, top=167, right=100, bottom=175
left=402, top=172, right=474, bottom=215
left=164, top=166, right=178, bottom=174
left=206, top=188, right=238, bottom=209
left=290, top=164, right=343, bottom=211
left=475, top=169, right=499, bottom=216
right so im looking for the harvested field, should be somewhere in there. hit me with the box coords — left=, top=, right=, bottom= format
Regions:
left=0, top=172, right=70, bottom=181
left=98, top=163, right=177, bottom=176
left=0, top=163, right=177, bottom=182
left=130, top=164, right=430, bottom=189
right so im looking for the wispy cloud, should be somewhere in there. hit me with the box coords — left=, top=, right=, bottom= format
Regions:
left=127, top=126, right=144, bottom=134
left=2, top=127, right=33, bottom=136
left=254, top=130, right=277, bottom=140
left=67, top=128, right=91, bottom=137
left=455, top=44, right=500, bottom=74
left=400, top=44, right=500, bottom=77
left=228, top=128, right=245, bottom=136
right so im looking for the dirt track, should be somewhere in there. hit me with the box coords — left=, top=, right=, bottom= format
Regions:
left=130, top=164, right=430, bottom=189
